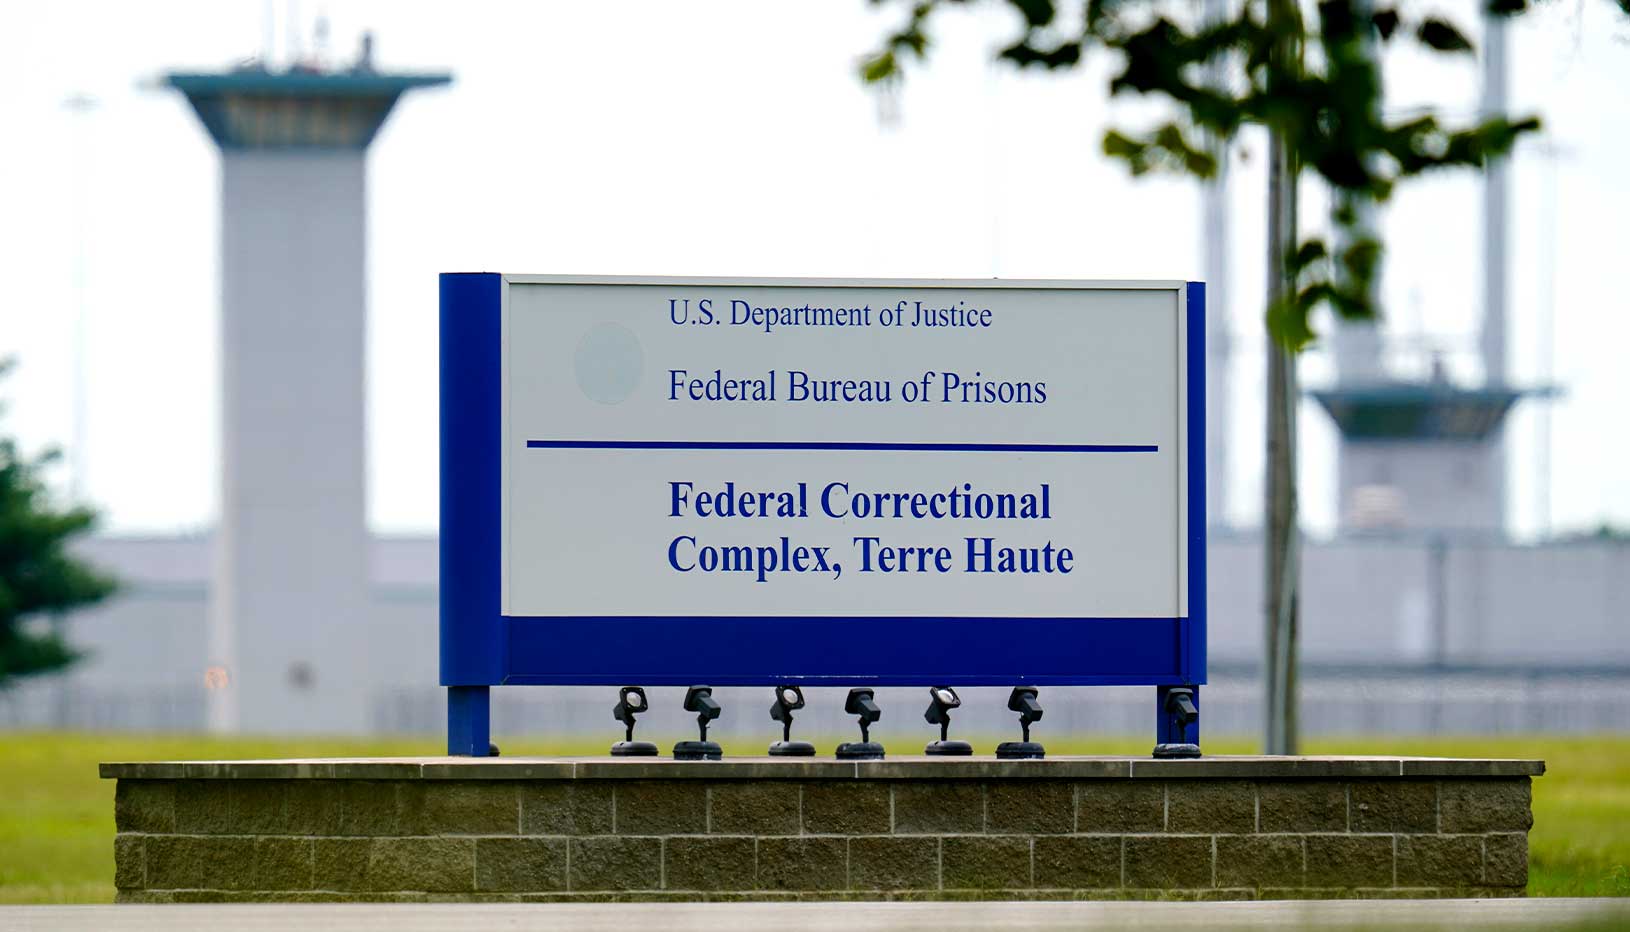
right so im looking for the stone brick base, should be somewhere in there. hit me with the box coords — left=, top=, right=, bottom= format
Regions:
left=102, top=756, right=1540, bottom=902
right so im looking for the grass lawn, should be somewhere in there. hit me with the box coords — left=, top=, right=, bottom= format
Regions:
left=0, top=732, right=1625, bottom=903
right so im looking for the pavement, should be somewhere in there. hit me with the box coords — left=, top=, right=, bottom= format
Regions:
left=2, top=899, right=1628, bottom=931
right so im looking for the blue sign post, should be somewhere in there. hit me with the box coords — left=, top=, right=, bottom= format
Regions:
left=441, top=274, right=1205, bottom=756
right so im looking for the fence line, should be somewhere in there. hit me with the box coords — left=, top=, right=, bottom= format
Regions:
left=8, top=670, right=1626, bottom=738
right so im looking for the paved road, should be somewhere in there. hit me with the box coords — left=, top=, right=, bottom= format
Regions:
left=2, top=899, right=1628, bottom=931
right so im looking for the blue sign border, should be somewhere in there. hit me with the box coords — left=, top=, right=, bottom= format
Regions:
left=441, top=274, right=1205, bottom=692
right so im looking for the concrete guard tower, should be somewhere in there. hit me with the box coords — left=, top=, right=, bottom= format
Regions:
left=1310, top=12, right=1551, bottom=537
left=1311, top=379, right=1536, bottom=533
left=167, top=61, right=448, bottom=732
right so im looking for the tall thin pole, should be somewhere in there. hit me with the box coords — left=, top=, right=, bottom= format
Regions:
left=1480, top=11, right=1512, bottom=535
left=1332, top=0, right=1384, bottom=389
left=1481, top=12, right=1509, bottom=386
left=64, top=93, right=98, bottom=506
left=1263, top=0, right=1302, bottom=756
left=1264, top=128, right=1301, bottom=755
left=1535, top=145, right=1560, bottom=538
left=287, top=0, right=303, bottom=66
left=1202, top=0, right=1231, bottom=529
left=263, top=0, right=277, bottom=66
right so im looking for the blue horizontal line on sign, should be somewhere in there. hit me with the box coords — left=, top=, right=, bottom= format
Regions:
left=525, top=440, right=1158, bottom=453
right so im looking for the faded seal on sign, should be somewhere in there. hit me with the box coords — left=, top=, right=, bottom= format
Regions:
left=573, top=322, right=644, bottom=405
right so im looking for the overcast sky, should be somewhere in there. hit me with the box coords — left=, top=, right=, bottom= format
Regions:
left=2, top=0, right=1626, bottom=538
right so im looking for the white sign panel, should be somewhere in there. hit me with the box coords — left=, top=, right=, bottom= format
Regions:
left=498, top=277, right=1189, bottom=622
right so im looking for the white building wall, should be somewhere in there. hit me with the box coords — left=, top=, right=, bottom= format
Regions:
left=1301, top=540, right=1435, bottom=662
left=70, top=588, right=209, bottom=686
left=35, top=531, right=1629, bottom=735
left=1204, top=533, right=1259, bottom=664
left=1449, top=543, right=1630, bottom=665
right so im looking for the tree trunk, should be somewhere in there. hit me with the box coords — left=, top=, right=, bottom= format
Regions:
left=1263, top=126, right=1301, bottom=756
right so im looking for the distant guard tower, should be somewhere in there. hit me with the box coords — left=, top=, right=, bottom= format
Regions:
left=1312, top=370, right=1531, bottom=533
left=1312, top=12, right=1545, bottom=536
left=168, top=49, right=448, bottom=732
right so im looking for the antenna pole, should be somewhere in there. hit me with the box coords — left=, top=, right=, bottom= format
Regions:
left=287, top=0, right=302, bottom=65
left=262, top=0, right=276, bottom=65
left=64, top=93, right=98, bottom=506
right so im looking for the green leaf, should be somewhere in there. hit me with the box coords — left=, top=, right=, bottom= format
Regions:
left=1371, top=8, right=1401, bottom=39
left=1289, top=239, right=1328, bottom=272
left=1266, top=292, right=1317, bottom=352
left=860, top=52, right=897, bottom=84
left=1417, top=18, right=1473, bottom=53
left=858, top=0, right=1546, bottom=357
left=1328, top=286, right=1373, bottom=322
left=998, top=38, right=1082, bottom=69
left=1340, top=237, right=1382, bottom=284
left=1101, top=130, right=1153, bottom=174
left=1008, top=0, right=1057, bottom=28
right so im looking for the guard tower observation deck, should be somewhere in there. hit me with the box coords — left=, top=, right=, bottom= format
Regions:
left=1312, top=377, right=1554, bottom=535
left=168, top=70, right=449, bottom=149
left=167, top=63, right=448, bottom=733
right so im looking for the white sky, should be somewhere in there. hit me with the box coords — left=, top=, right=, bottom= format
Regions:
left=1, top=0, right=1626, bottom=538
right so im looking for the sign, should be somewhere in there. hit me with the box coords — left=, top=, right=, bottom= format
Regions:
left=441, top=275, right=1204, bottom=706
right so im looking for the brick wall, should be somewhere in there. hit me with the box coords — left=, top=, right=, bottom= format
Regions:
left=105, top=758, right=1538, bottom=902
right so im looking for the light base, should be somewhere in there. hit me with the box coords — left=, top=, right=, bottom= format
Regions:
left=768, top=740, right=816, bottom=757
left=673, top=740, right=722, bottom=761
left=996, top=741, right=1045, bottom=760
left=611, top=740, right=658, bottom=757
left=1152, top=742, right=1202, bottom=759
left=835, top=741, right=885, bottom=760
left=924, top=740, right=973, bottom=756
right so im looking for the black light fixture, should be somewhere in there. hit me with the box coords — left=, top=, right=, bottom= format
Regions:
left=835, top=687, right=884, bottom=760
left=611, top=686, right=657, bottom=757
left=996, top=686, right=1045, bottom=759
left=674, top=685, right=723, bottom=760
left=923, top=685, right=971, bottom=756
left=768, top=685, right=815, bottom=757
left=1153, top=686, right=1201, bottom=759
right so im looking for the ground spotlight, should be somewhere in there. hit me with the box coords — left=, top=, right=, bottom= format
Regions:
left=674, top=685, right=723, bottom=760
left=610, top=686, right=657, bottom=757
left=768, top=685, right=815, bottom=757
left=996, top=686, right=1045, bottom=759
left=836, top=687, right=884, bottom=760
left=923, top=685, right=971, bottom=756
left=1152, top=686, right=1201, bottom=759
